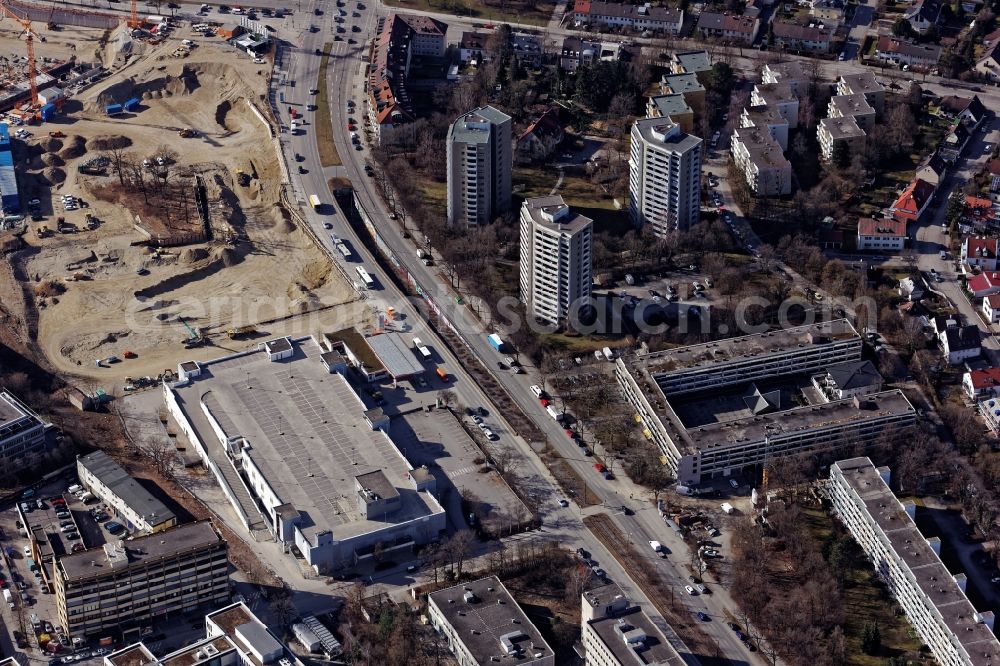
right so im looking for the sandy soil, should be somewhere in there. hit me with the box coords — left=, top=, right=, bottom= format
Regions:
left=3, top=30, right=363, bottom=383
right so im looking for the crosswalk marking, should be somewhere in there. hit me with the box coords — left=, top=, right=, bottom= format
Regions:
left=447, top=465, right=477, bottom=479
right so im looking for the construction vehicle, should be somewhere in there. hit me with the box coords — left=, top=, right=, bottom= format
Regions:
left=123, top=350, right=137, bottom=359
left=227, top=325, right=257, bottom=339
left=0, top=4, right=40, bottom=110
left=48, top=130, right=63, bottom=138
left=178, top=128, right=197, bottom=138
left=235, top=169, right=251, bottom=187
left=35, top=224, right=50, bottom=238
left=178, top=316, right=205, bottom=347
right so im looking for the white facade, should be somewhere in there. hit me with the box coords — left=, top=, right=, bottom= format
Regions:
left=828, top=458, right=1000, bottom=666
left=628, top=117, right=701, bottom=234
left=519, top=196, right=593, bottom=325
left=447, top=106, right=513, bottom=227
left=730, top=128, right=792, bottom=197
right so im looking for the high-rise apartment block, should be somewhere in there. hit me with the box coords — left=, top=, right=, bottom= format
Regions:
left=447, top=106, right=512, bottom=227
left=519, top=195, right=593, bottom=325
left=628, top=117, right=701, bottom=235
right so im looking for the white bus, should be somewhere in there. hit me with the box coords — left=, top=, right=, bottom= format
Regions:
left=337, top=242, right=352, bottom=259
left=355, top=266, right=375, bottom=289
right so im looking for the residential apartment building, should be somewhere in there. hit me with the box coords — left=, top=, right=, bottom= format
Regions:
left=519, top=195, right=593, bottom=325
left=670, top=50, right=712, bottom=75
left=750, top=83, right=799, bottom=128
left=55, top=521, right=229, bottom=638
left=696, top=11, right=760, bottom=44
left=646, top=94, right=695, bottom=133
left=961, top=236, right=999, bottom=271
left=828, top=93, right=876, bottom=130
left=105, top=602, right=307, bottom=666
left=837, top=72, right=886, bottom=114
left=740, top=105, right=789, bottom=151
left=572, top=0, right=684, bottom=34
left=817, top=116, right=866, bottom=161
left=875, top=35, right=942, bottom=69
left=0, top=390, right=48, bottom=473
left=828, top=458, right=1000, bottom=666
left=459, top=32, right=487, bottom=63
left=446, top=106, right=512, bottom=227
left=761, top=61, right=810, bottom=97
left=730, top=127, right=792, bottom=196
left=77, top=451, right=177, bottom=534
left=560, top=37, right=624, bottom=72
left=368, top=14, right=448, bottom=144
left=628, top=117, right=702, bottom=234
left=659, top=73, right=706, bottom=113
left=625, top=319, right=863, bottom=398
left=856, top=217, right=906, bottom=251
left=771, top=21, right=835, bottom=53
left=428, top=577, right=555, bottom=666
left=581, top=584, right=683, bottom=666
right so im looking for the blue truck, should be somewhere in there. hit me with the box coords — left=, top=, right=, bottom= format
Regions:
left=105, top=103, right=123, bottom=116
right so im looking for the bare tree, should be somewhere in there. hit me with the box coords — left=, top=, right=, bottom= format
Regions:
left=445, top=530, right=476, bottom=577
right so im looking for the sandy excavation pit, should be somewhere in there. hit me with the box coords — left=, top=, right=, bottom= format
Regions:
left=2, top=34, right=361, bottom=381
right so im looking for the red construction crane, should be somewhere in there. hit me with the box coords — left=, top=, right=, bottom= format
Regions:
left=0, top=3, right=38, bottom=107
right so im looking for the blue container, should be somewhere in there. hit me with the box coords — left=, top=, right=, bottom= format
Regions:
left=39, top=103, right=55, bottom=121
left=123, top=97, right=140, bottom=111
left=0, top=124, right=10, bottom=149
left=106, top=103, right=123, bottom=116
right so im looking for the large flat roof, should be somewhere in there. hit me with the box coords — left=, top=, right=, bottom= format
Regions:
left=521, top=195, right=593, bottom=235
left=429, top=577, right=554, bottom=663
left=171, top=337, right=440, bottom=543
left=365, top=332, right=426, bottom=379
left=58, top=521, right=223, bottom=582
left=833, top=458, right=1000, bottom=666
left=633, top=117, right=702, bottom=154
left=682, top=389, right=914, bottom=451
left=0, top=390, right=42, bottom=441
left=77, top=451, right=176, bottom=528
left=584, top=584, right=684, bottom=665
left=631, top=319, right=860, bottom=376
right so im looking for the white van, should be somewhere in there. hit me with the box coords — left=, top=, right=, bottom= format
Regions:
left=68, top=484, right=82, bottom=494
left=529, top=385, right=543, bottom=398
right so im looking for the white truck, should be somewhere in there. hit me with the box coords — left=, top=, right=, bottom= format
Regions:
left=649, top=541, right=666, bottom=557
left=4, top=589, right=13, bottom=609
left=412, top=337, right=432, bottom=360
left=546, top=404, right=562, bottom=421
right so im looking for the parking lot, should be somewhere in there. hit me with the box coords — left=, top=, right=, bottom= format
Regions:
left=0, top=471, right=129, bottom=664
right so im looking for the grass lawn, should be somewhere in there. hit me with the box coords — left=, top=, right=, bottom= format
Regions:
left=514, top=164, right=628, bottom=230
left=382, top=0, right=557, bottom=25
left=417, top=178, right=448, bottom=220
left=802, top=507, right=924, bottom=664
left=315, top=43, right=342, bottom=168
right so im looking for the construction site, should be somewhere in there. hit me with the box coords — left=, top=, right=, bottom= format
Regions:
left=0, top=9, right=364, bottom=384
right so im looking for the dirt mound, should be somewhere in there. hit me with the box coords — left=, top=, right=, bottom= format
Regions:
left=59, top=136, right=87, bottom=160
left=217, top=247, right=239, bottom=267
left=41, top=154, right=64, bottom=168
left=91, top=64, right=201, bottom=112
left=40, top=168, right=66, bottom=185
left=39, top=137, right=63, bottom=153
left=179, top=247, right=210, bottom=264
left=86, top=135, right=131, bottom=151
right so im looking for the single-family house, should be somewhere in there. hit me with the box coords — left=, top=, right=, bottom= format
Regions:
left=889, top=178, right=936, bottom=223
left=517, top=107, right=564, bottom=162
left=964, top=366, right=1000, bottom=399
left=967, top=270, right=1000, bottom=298
left=904, top=0, right=943, bottom=35
left=974, top=44, right=1000, bottom=81
left=899, top=276, right=925, bottom=301
left=961, top=236, right=1000, bottom=271
left=940, top=324, right=981, bottom=364
left=459, top=32, right=487, bottom=63
left=938, top=95, right=989, bottom=129
left=915, top=152, right=949, bottom=186
left=984, top=294, right=1000, bottom=323
left=962, top=195, right=996, bottom=231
